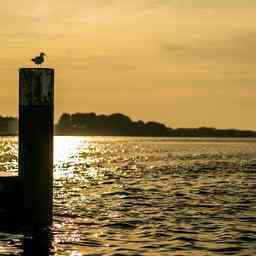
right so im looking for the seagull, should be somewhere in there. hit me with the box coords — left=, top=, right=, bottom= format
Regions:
left=31, top=52, right=46, bottom=67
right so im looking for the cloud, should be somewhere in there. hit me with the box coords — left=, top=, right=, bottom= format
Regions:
left=163, top=44, right=186, bottom=52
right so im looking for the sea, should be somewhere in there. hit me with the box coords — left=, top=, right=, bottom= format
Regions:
left=0, top=136, right=256, bottom=256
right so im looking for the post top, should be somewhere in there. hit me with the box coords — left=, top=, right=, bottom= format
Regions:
left=19, top=68, right=54, bottom=106
left=19, top=68, right=54, bottom=72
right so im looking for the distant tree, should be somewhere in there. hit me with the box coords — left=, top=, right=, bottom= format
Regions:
left=0, top=116, right=17, bottom=133
left=57, top=113, right=72, bottom=129
left=144, top=121, right=169, bottom=136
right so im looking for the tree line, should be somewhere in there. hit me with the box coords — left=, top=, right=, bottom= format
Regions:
left=0, top=116, right=17, bottom=134
left=1, top=113, right=256, bottom=137
left=55, top=112, right=256, bottom=137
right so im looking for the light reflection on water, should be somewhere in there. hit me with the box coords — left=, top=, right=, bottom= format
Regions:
left=0, top=136, right=256, bottom=255
left=0, top=137, right=18, bottom=172
left=54, top=137, right=88, bottom=180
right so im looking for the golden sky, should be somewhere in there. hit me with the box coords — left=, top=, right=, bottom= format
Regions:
left=1, top=0, right=256, bottom=129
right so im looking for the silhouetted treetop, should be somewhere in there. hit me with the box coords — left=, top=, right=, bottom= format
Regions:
left=0, top=116, right=17, bottom=134
left=55, top=112, right=256, bottom=137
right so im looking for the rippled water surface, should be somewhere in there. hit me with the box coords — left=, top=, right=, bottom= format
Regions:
left=0, top=136, right=256, bottom=255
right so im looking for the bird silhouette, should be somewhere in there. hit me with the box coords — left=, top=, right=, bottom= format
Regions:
left=31, top=52, right=46, bottom=67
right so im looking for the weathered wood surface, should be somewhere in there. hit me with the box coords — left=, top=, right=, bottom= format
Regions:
left=19, top=68, right=54, bottom=227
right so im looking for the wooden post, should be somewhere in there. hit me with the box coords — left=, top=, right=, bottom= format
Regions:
left=19, top=68, right=54, bottom=226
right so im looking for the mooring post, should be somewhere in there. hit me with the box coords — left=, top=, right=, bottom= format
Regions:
left=19, top=68, right=54, bottom=226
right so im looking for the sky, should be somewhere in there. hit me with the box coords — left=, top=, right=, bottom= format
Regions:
left=0, top=0, right=256, bottom=129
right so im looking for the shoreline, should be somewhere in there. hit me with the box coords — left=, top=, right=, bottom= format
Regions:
left=2, top=133, right=256, bottom=139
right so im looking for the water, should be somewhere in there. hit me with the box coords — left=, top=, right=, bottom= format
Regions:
left=0, top=136, right=256, bottom=255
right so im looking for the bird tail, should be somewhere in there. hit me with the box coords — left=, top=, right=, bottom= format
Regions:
left=31, top=58, right=35, bottom=62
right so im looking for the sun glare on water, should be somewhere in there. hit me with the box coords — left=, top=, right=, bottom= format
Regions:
left=54, top=136, right=88, bottom=163
left=53, top=136, right=89, bottom=179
